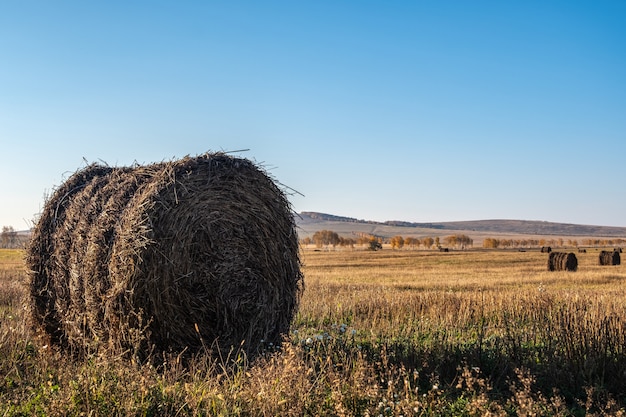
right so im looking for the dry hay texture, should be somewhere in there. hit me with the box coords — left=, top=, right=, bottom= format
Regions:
left=547, top=251, right=578, bottom=272
left=599, top=250, right=621, bottom=266
left=27, top=153, right=303, bottom=361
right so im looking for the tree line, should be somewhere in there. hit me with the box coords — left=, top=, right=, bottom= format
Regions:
left=301, top=231, right=626, bottom=251
left=301, top=230, right=473, bottom=250
left=483, top=237, right=626, bottom=249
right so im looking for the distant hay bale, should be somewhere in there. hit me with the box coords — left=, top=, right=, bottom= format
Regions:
left=599, top=250, right=621, bottom=266
left=547, top=252, right=578, bottom=272
left=540, top=246, right=552, bottom=253
left=27, top=153, right=303, bottom=361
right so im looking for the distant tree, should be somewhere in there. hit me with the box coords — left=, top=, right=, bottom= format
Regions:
left=0, top=226, right=17, bottom=249
left=422, top=237, right=434, bottom=249
left=442, top=234, right=473, bottom=249
left=499, top=239, right=512, bottom=249
left=390, top=235, right=405, bottom=250
left=312, top=230, right=340, bottom=249
left=339, top=237, right=356, bottom=249
left=405, top=237, right=419, bottom=249
left=300, top=237, right=312, bottom=246
left=460, top=234, right=473, bottom=248
left=328, top=231, right=340, bottom=248
left=483, top=238, right=500, bottom=249
left=312, top=231, right=323, bottom=248
left=443, top=235, right=456, bottom=247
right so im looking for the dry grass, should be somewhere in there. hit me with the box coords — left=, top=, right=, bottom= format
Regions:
left=3, top=247, right=626, bottom=415
left=0, top=249, right=25, bottom=271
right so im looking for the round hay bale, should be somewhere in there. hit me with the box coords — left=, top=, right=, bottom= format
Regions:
left=27, top=153, right=303, bottom=361
left=547, top=252, right=577, bottom=272
left=599, top=250, right=621, bottom=266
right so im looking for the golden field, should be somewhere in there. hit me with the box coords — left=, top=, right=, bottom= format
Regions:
left=2, top=247, right=626, bottom=416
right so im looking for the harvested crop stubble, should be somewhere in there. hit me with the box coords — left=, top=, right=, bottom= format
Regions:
left=27, top=153, right=303, bottom=361
left=599, top=250, right=621, bottom=266
left=547, top=251, right=578, bottom=272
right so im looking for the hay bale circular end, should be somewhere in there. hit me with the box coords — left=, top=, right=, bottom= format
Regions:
left=27, top=153, right=303, bottom=361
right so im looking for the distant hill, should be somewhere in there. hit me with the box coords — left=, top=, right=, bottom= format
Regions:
left=296, top=211, right=626, bottom=242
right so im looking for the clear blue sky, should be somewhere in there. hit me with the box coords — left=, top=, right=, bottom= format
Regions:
left=1, top=1, right=625, bottom=229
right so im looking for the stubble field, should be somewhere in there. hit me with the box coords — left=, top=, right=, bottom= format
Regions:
left=1, top=247, right=626, bottom=415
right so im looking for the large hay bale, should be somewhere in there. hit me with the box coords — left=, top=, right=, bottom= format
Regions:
left=547, top=252, right=578, bottom=272
left=27, top=153, right=303, bottom=361
left=599, top=250, right=621, bottom=266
